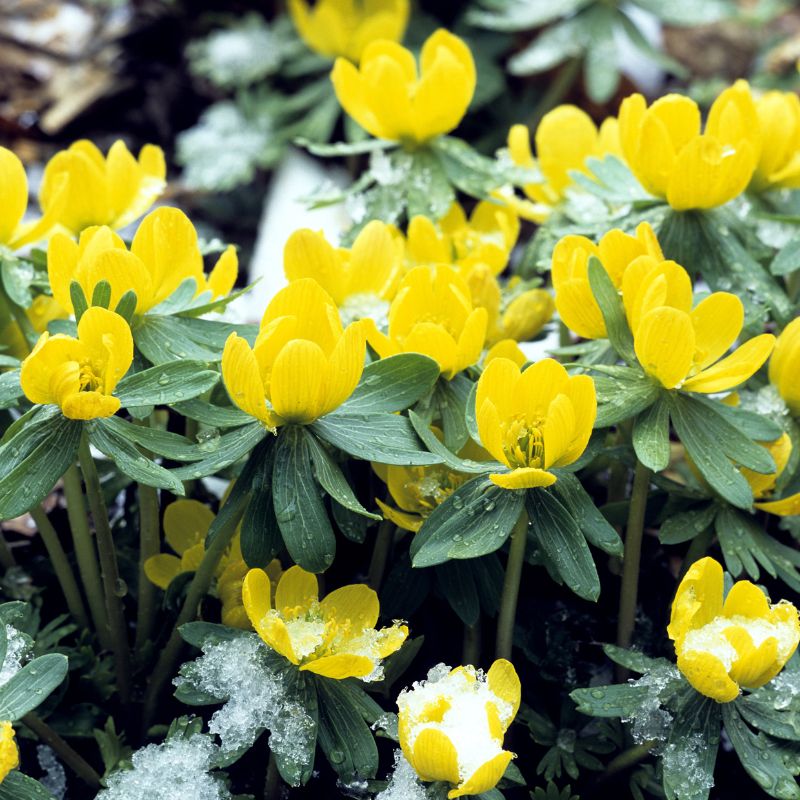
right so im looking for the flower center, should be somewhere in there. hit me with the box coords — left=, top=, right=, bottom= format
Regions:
left=502, top=417, right=544, bottom=469
left=403, top=467, right=467, bottom=514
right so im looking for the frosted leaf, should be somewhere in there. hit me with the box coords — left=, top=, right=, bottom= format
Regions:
left=621, top=664, right=680, bottom=744
left=662, top=733, right=714, bottom=796
left=37, top=745, right=66, bottom=800
left=175, top=635, right=315, bottom=778
left=97, top=733, right=231, bottom=800
left=739, top=384, right=789, bottom=422
left=0, top=625, right=31, bottom=687
left=376, top=751, right=427, bottom=800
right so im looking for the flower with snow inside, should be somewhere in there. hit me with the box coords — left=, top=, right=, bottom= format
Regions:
left=504, top=104, right=621, bottom=222
left=769, top=317, right=800, bottom=416
left=668, top=557, right=800, bottom=703
left=0, top=723, right=18, bottom=784
left=283, top=220, right=404, bottom=325
left=366, top=265, right=487, bottom=380
left=20, top=307, right=132, bottom=420
left=475, top=357, right=596, bottom=489
left=619, top=81, right=758, bottom=211
left=39, top=139, right=166, bottom=234
left=331, top=29, right=475, bottom=144
left=242, top=564, right=407, bottom=680
left=632, top=290, right=775, bottom=393
left=289, top=0, right=409, bottom=63
left=97, top=733, right=231, bottom=800
left=741, top=433, right=800, bottom=517
left=222, top=279, right=368, bottom=427
left=47, top=207, right=237, bottom=316
left=397, top=660, right=520, bottom=799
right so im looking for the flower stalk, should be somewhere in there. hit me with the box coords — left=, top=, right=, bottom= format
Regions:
left=495, top=510, right=528, bottom=660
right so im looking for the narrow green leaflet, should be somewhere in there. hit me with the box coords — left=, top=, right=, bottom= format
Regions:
left=633, top=398, right=671, bottom=472
left=587, top=258, right=636, bottom=365
left=771, top=238, right=800, bottom=276
left=272, top=426, right=336, bottom=572
left=690, top=395, right=783, bottom=442
left=659, top=504, right=718, bottom=545
left=0, top=772, right=57, bottom=800
left=115, top=360, right=219, bottom=408
left=436, top=560, right=481, bottom=626
left=411, top=476, right=524, bottom=567
left=409, top=411, right=495, bottom=474
left=171, top=422, right=268, bottom=480
left=602, top=644, right=666, bottom=674
left=241, top=451, right=280, bottom=568
left=467, top=0, right=593, bottom=31
left=0, top=654, right=68, bottom=720
left=570, top=683, right=651, bottom=718
left=343, top=353, right=439, bottom=414
left=406, top=148, right=455, bottom=220
left=592, top=367, right=660, bottom=427
left=0, top=371, right=22, bottom=410
left=312, top=412, right=440, bottom=466
left=97, top=416, right=200, bottom=461
left=170, top=398, right=252, bottom=428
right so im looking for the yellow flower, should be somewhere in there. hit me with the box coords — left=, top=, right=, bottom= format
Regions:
left=373, top=431, right=489, bottom=531
left=284, top=220, right=404, bottom=323
left=397, top=659, right=520, bottom=799
left=47, top=207, right=237, bottom=316
left=366, top=265, right=487, bottom=379
left=618, top=81, right=758, bottom=210
left=219, top=558, right=283, bottom=630
left=484, top=339, right=527, bottom=367
left=741, top=433, right=800, bottom=517
left=0, top=147, right=58, bottom=249
left=331, top=29, right=476, bottom=144
left=0, top=722, right=18, bottom=783
left=506, top=105, right=622, bottom=220
left=750, top=89, right=800, bottom=191
left=551, top=222, right=666, bottom=340
left=1, top=295, right=68, bottom=360
left=406, top=201, right=519, bottom=276
left=668, top=556, right=800, bottom=702
left=242, top=564, right=408, bottom=680
left=476, top=357, right=596, bottom=489
left=633, top=292, right=775, bottom=393
left=39, top=139, right=166, bottom=234
left=222, top=279, right=367, bottom=426
left=19, top=307, right=132, bottom=420
left=769, top=317, right=800, bottom=415
left=289, top=0, right=409, bottom=62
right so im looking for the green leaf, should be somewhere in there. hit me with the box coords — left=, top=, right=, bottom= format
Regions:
left=114, top=290, right=138, bottom=322
left=296, top=137, right=393, bottom=157
left=592, top=367, right=661, bottom=427
left=634, top=0, right=732, bottom=25
left=436, top=561, right=480, bottom=626
left=408, top=411, right=494, bottom=474
left=91, top=279, right=111, bottom=309
left=0, top=772, right=57, bottom=800
left=739, top=695, right=800, bottom=741
left=602, top=644, right=666, bottom=674
left=115, top=361, right=219, bottom=408
left=0, top=412, right=82, bottom=520
left=668, top=394, right=754, bottom=509
left=1, top=257, right=33, bottom=307
left=465, top=380, right=480, bottom=443
left=438, top=374, right=474, bottom=452
left=570, top=683, right=651, bottom=718
left=171, top=423, right=268, bottom=480
left=170, top=398, right=252, bottom=428
left=343, top=354, right=439, bottom=414
left=722, top=703, right=800, bottom=800
left=275, top=669, right=318, bottom=786
left=69, top=281, right=88, bottom=322
left=659, top=504, right=718, bottom=545
left=312, top=412, right=440, bottom=466
left=690, top=394, right=783, bottom=442
left=507, top=16, right=585, bottom=74
left=406, top=148, right=454, bottom=219
left=315, top=678, right=379, bottom=781
left=241, top=455, right=281, bottom=568
left=0, top=371, right=22, bottom=410
left=583, top=8, right=620, bottom=103
left=587, top=257, right=636, bottom=365
left=0, top=654, right=68, bottom=720
left=96, top=416, right=200, bottom=461
left=273, top=426, right=336, bottom=572
left=771, top=238, right=800, bottom=276
left=528, top=490, right=601, bottom=601
left=467, top=0, right=592, bottom=31
left=179, top=622, right=251, bottom=649
left=633, top=398, right=671, bottom=471
left=411, top=476, right=524, bottom=567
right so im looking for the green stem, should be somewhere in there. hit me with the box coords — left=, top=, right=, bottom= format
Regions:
left=134, top=482, right=160, bottom=655
left=463, top=618, right=481, bottom=667
left=141, top=495, right=248, bottom=731
left=182, top=415, right=199, bottom=497
left=77, top=434, right=132, bottom=707
left=527, top=58, right=582, bottom=131
left=596, top=740, right=656, bottom=784
left=263, top=750, right=281, bottom=800
left=0, top=534, right=15, bottom=570
left=29, top=506, right=89, bottom=629
left=367, top=519, right=394, bottom=591
left=678, top=527, right=714, bottom=582
left=23, top=712, right=102, bottom=789
left=62, top=464, right=110, bottom=649
left=616, top=460, right=652, bottom=678
left=495, top=511, right=529, bottom=661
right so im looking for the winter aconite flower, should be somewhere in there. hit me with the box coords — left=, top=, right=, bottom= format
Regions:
left=0, top=723, right=18, bottom=783
left=48, top=207, right=237, bottom=315
left=242, top=565, right=407, bottom=680
left=20, top=307, right=133, bottom=420
left=769, top=317, right=800, bottom=415
left=633, top=291, right=775, bottom=392
left=749, top=88, right=800, bottom=192
left=331, top=29, right=475, bottom=144
left=222, top=279, right=367, bottom=426
left=40, top=139, right=166, bottom=234
left=366, top=265, right=487, bottom=379
left=552, top=222, right=667, bottom=340
left=289, top=0, right=409, bottom=62
left=506, top=105, right=621, bottom=220
left=397, top=660, right=520, bottom=798
left=668, top=557, right=800, bottom=702
left=476, top=357, right=596, bottom=489
left=742, top=433, right=800, bottom=517
left=619, top=81, right=758, bottom=210
left=283, top=220, right=404, bottom=324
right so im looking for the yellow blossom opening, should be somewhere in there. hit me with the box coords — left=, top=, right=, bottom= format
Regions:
left=397, top=660, right=520, bottom=798
left=19, top=307, right=133, bottom=420
left=743, top=433, right=800, bottom=517
left=242, top=564, right=407, bottom=680
left=289, top=0, right=409, bottom=62
left=331, top=29, right=476, bottom=144
left=769, top=317, right=800, bottom=415
left=749, top=87, right=800, bottom=192
left=668, top=557, right=800, bottom=702
left=475, top=357, right=596, bottom=489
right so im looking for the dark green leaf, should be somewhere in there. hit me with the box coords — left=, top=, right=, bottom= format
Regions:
left=690, top=395, right=783, bottom=442
left=659, top=504, right=717, bottom=545
left=593, top=367, right=660, bottom=427
left=91, top=280, right=111, bottom=309
left=170, top=398, right=252, bottom=428
left=436, top=561, right=480, bottom=626
left=408, top=411, right=494, bottom=474
left=171, top=423, right=268, bottom=480
left=343, top=354, right=439, bottom=414
left=96, top=416, right=199, bottom=461
left=633, top=398, right=671, bottom=471
left=114, top=290, right=138, bottom=322
left=0, top=772, right=57, bottom=800
left=570, top=683, right=651, bottom=718
left=0, top=654, right=68, bottom=720
left=241, top=451, right=280, bottom=568
left=602, top=644, right=666, bottom=674
left=587, top=257, right=636, bottom=365
left=69, top=281, right=88, bottom=323
left=0, top=371, right=22, bottom=410
left=115, top=361, right=219, bottom=408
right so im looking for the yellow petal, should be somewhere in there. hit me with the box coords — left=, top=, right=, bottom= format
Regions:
left=723, top=580, right=771, bottom=618
left=275, top=565, right=318, bottom=613
left=410, top=728, right=461, bottom=784
left=682, top=334, right=775, bottom=394
left=221, top=333, right=273, bottom=426
left=207, top=245, right=238, bottom=298
left=0, top=722, right=18, bottom=783
left=755, top=492, right=800, bottom=517
left=163, top=499, right=214, bottom=555
left=319, top=583, right=379, bottom=629
left=490, top=468, right=556, bottom=489
left=376, top=498, right=423, bottom=531
left=486, top=659, right=521, bottom=725
left=0, top=147, right=28, bottom=245
left=689, top=292, right=744, bottom=371
left=449, top=752, right=513, bottom=799
left=725, top=626, right=779, bottom=689
left=676, top=649, right=739, bottom=702
left=634, top=306, right=695, bottom=389
left=269, top=339, right=329, bottom=423
left=244, top=569, right=299, bottom=663
left=300, top=653, right=375, bottom=679
left=668, top=556, right=724, bottom=641
left=476, top=357, right=520, bottom=429
left=76, top=307, right=133, bottom=394
left=321, top=320, right=367, bottom=413
left=62, top=392, right=121, bottom=420
left=144, top=554, right=182, bottom=589
left=284, top=229, right=344, bottom=303
left=484, top=339, right=526, bottom=367
left=542, top=393, right=576, bottom=469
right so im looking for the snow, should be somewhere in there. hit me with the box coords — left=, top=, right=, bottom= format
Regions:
left=622, top=664, right=679, bottom=744
left=37, top=745, right=66, bottom=800
left=375, top=751, right=426, bottom=800
left=0, top=625, right=30, bottom=687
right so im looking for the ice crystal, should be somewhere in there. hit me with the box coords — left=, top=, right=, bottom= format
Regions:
left=97, top=733, right=230, bottom=800
left=0, top=625, right=30, bottom=686
left=662, top=733, right=714, bottom=796
left=37, top=745, right=66, bottom=800
left=376, top=751, right=426, bottom=800
left=739, top=384, right=789, bottom=422
left=622, top=664, right=680, bottom=744
left=175, top=635, right=315, bottom=778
